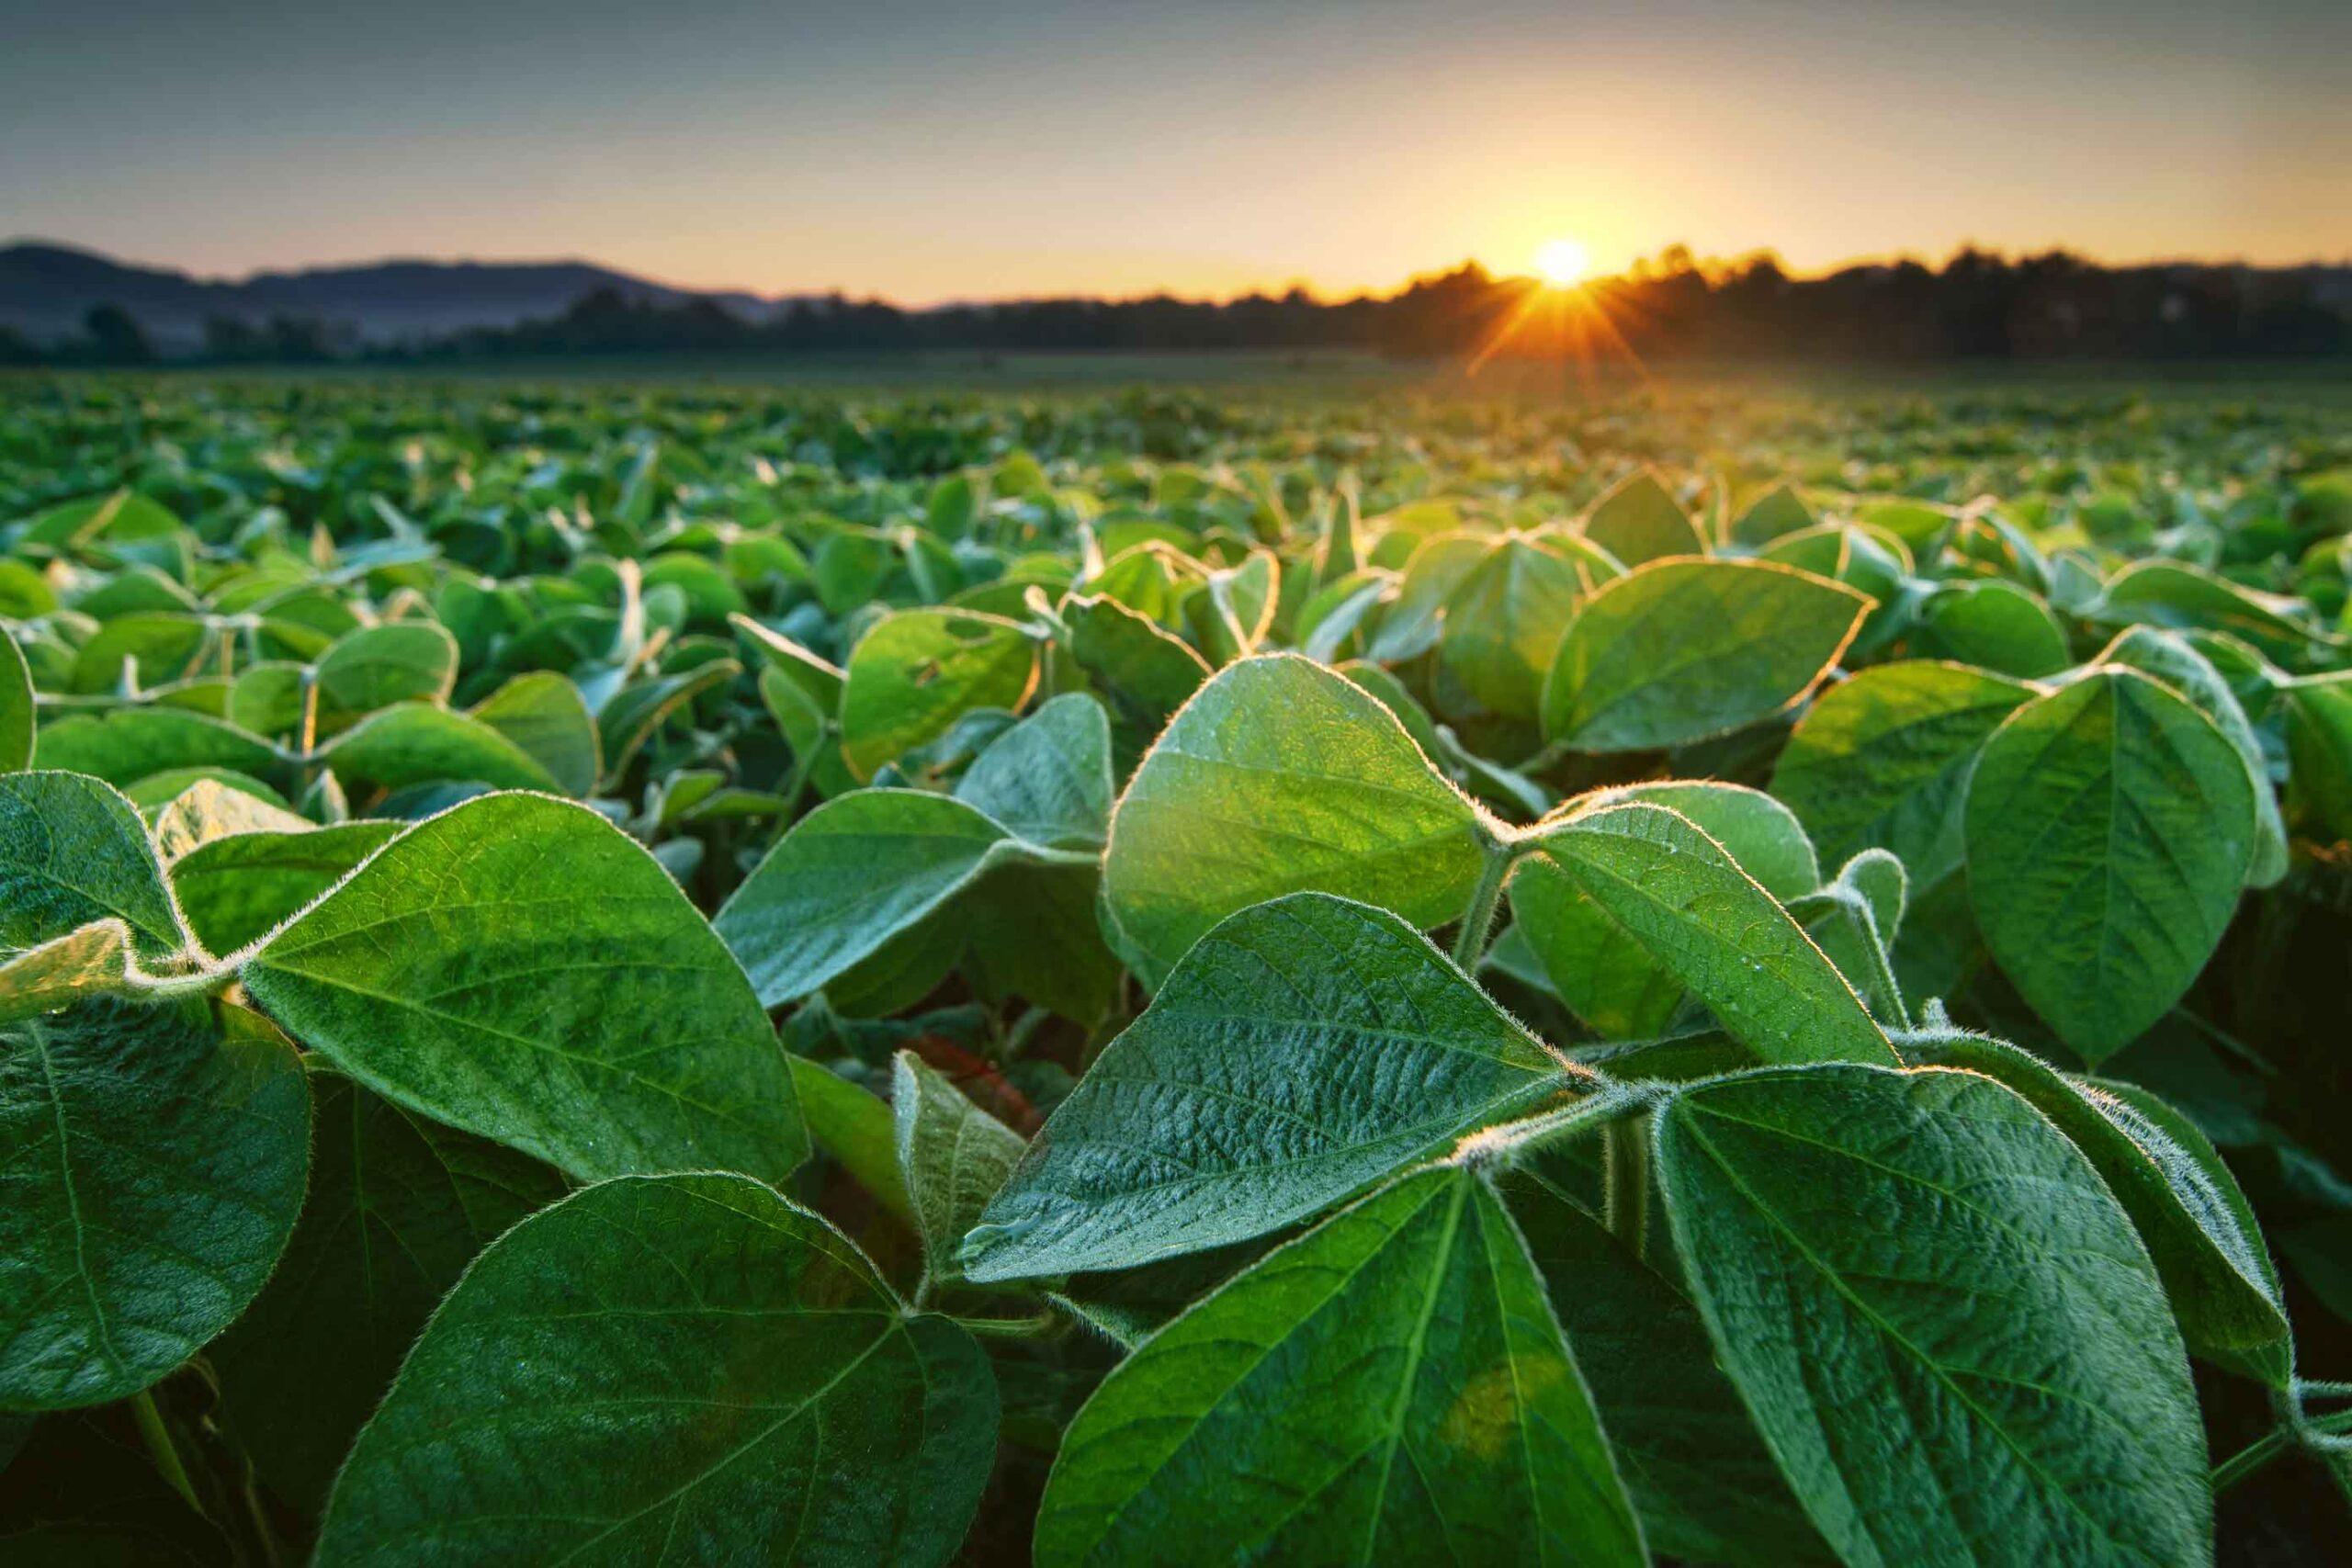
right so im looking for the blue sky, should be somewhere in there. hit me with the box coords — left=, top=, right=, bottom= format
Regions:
left=5, top=0, right=2345, bottom=301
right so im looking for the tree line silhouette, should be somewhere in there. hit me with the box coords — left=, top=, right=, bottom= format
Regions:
left=8, top=247, right=2347, bottom=367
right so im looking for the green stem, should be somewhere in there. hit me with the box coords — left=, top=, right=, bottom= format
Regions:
left=2211, top=1404, right=2352, bottom=1495
left=949, top=1311, right=1058, bottom=1339
left=1602, top=1114, right=1651, bottom=1260
left=1451, top=845, right=1513, bottom=968
left=131, top=1389, right=203, bottom=1518
left=2211, top=1427, right=2294, bottom=1495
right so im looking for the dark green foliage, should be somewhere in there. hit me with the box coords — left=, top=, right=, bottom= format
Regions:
left=4, top=378, right=2350, bottom=1565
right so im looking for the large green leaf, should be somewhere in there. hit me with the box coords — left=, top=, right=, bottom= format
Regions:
left=0, top=998, right=310, bottom=1410
left=1770, top=660, right=2034, bottom=886
left=1658, top=1063, right=2211, bottom=1568
left=962, top=893, right=1587, bottom=1282
left=2098, top=626, right=2288, bottom=888
left=315, top=1173, right=997, bottom=1567
left=210, top=1070, right=565, bottom=1508
left=1506, top=1173, right=1832, bottom=1567
left=716, top=788, right=1023, bottom=1007
left=1101, top=654, right=1488, bottom=982
left=1035, top=1167, right=1645, bottom=1567
left=1965, top=669, right=2254, bottom=1062
left=841, top=607, right=1037, bottom=780
left=244, top=792, right=806, bottom=1184
left=1543, top=558, right=1868, bottom=751
left=1897, top=1027, right=2290, bottom=1384
left=0, top=772, right=187, bottom=961
left=1534, top=803, right=1894, bottom=1066
left=1512, top=782, right=1821, bottom=1039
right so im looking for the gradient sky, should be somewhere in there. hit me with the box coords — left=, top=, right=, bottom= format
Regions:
left=5, top=0, right=2346, bottom=303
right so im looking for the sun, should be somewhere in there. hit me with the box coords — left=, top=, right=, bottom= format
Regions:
left=1534, top=236, right=1592, bottom=287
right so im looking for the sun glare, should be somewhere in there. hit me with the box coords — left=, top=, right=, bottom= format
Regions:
left=1535, top=236, right=1591, bottom=287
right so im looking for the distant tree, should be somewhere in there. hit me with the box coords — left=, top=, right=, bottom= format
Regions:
left=203, top=315, right=264, bottom=361
left=82, top=303, right=154, bottom=365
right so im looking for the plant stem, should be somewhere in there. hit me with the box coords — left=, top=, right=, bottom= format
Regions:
left=2211, top=1427, right=2294, bottom=1495
left=1451, top=845, right=1513, bottom=968
left=131, top=1389, right=203, bottom=1517
left=2211, top=1404, right=2352, bottom=1494
left=949, top=1311, right=1059, bottom=1339
left=1602, top=1115, right=1651, bottom=1260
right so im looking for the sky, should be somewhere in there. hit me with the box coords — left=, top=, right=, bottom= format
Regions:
left=4, top=0, right=2346, bottom=304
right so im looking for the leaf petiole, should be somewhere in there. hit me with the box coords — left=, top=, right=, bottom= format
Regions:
left=132, top=1388, right=205, bottom=1518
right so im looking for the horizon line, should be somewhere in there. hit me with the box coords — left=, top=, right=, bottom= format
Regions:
left=9, top=234, right=2351, bottom=314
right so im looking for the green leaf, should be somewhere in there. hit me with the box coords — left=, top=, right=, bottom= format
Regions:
left=787, top=1055, right=912, bottom=1225
left=1896, top=1026, right=2290, bottom=1385
left=2098, top=559, right=2325, bottom=662
left=168, top=820, right=403, bottom=957
left=956, top=858, right=1123, bottom=1022
left=1965, top=669, right=2254, bottom=1062
left=1101, top=654, right=1488, bottom=983
left=716, top=788, right=1017, bottom=1006
left=1542, top=558, right=1869, bottom=751
left=2098, top=626, right=2288, bottom=888
left=0, top=772, right=187, bottom=961
left=145, top=778, right=311, bottom=862
left=1506, top=1173, right=1832, bottom=1567
left=68, top=613, right=211, bottom=695
left=1, top=629, right=31, bottom=772
left=1657, top=1063, right=2211, bottom=1568
left=1436, top=535, right=1589, bottom=720
left=2282, top=672, right=2352, bottom=841
left=1064, top=592, right=1212, bottom=718
left=314, top=622, right=459, bottom=730
left=1534, top=803, right=1895, bottom=1066
left=1770, top=660, right=2035, bottom=886
left=465, top=671, right=599, bottom=796
left=962, top=893, right=1587, bottom=1282
left=210, top=1070, right=565, bottom=1508
left=1035, top=1166, right=1645, bottom=1567
left=1727, top=482, right=1816, bottom=547
left=1917, top=581, right=2072, bottom=678
left=0, top=920, right=146, bottom=1023
left=243, top=792, right=806, bottom=1184
left=594, top=656, right=741, bottom=787
left=842, top=607, right=1037, bottom=780
left=321, top=705, right=560, bottom=796
left=1792, top=848, right=1912, bottom=1025
left=953, top=692, right=1114, bottom=849
left=894, top=1050, right=1025, bottom=1288
left=1581, top=470, right=1705, bottom=566
left=32, top=708, right=277, bottom=790
left=1511, top=782, right=1821, bottom=1039
left=0, top=998, right=311, bottom=1409
left=316, top=1173, right=997, bottom=1568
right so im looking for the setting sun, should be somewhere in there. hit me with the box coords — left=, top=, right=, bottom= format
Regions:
left=1535, top=236, right=1592, bottom=287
